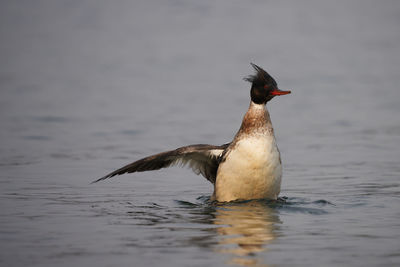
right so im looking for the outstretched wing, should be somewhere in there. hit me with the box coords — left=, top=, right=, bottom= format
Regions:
left=92, top=143, right=230, bottom=184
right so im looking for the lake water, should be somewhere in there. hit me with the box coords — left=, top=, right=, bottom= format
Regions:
left=1, top=1, right=400, bottom=266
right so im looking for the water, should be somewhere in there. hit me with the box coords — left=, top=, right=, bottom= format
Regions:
left=1, top=1, right=400, bottom=266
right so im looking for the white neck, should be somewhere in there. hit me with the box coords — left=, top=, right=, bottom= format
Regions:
left=249, top=101, right=266, bottom=110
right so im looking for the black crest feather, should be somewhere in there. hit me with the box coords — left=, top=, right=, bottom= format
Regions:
left=244, top=63, right=277, bottom=87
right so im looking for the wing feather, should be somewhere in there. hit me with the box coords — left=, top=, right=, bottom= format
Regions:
left=92, top=143, right=229, bottom=184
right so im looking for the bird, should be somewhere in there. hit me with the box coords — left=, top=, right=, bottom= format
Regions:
left=93, top=63, right=291, bottom=202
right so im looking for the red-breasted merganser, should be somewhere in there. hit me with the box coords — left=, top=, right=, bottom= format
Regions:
left=93, top=64, right=291, bottom=202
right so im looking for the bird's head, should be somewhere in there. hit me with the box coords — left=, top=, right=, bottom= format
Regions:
left=244, top=63, right=291, bottom=104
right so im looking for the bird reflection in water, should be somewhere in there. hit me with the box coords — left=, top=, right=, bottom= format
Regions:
left=213, top=200, right=281, bottom=267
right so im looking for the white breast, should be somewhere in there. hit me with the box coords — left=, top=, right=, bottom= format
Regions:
left=214, top=135, right=282, bottom=202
